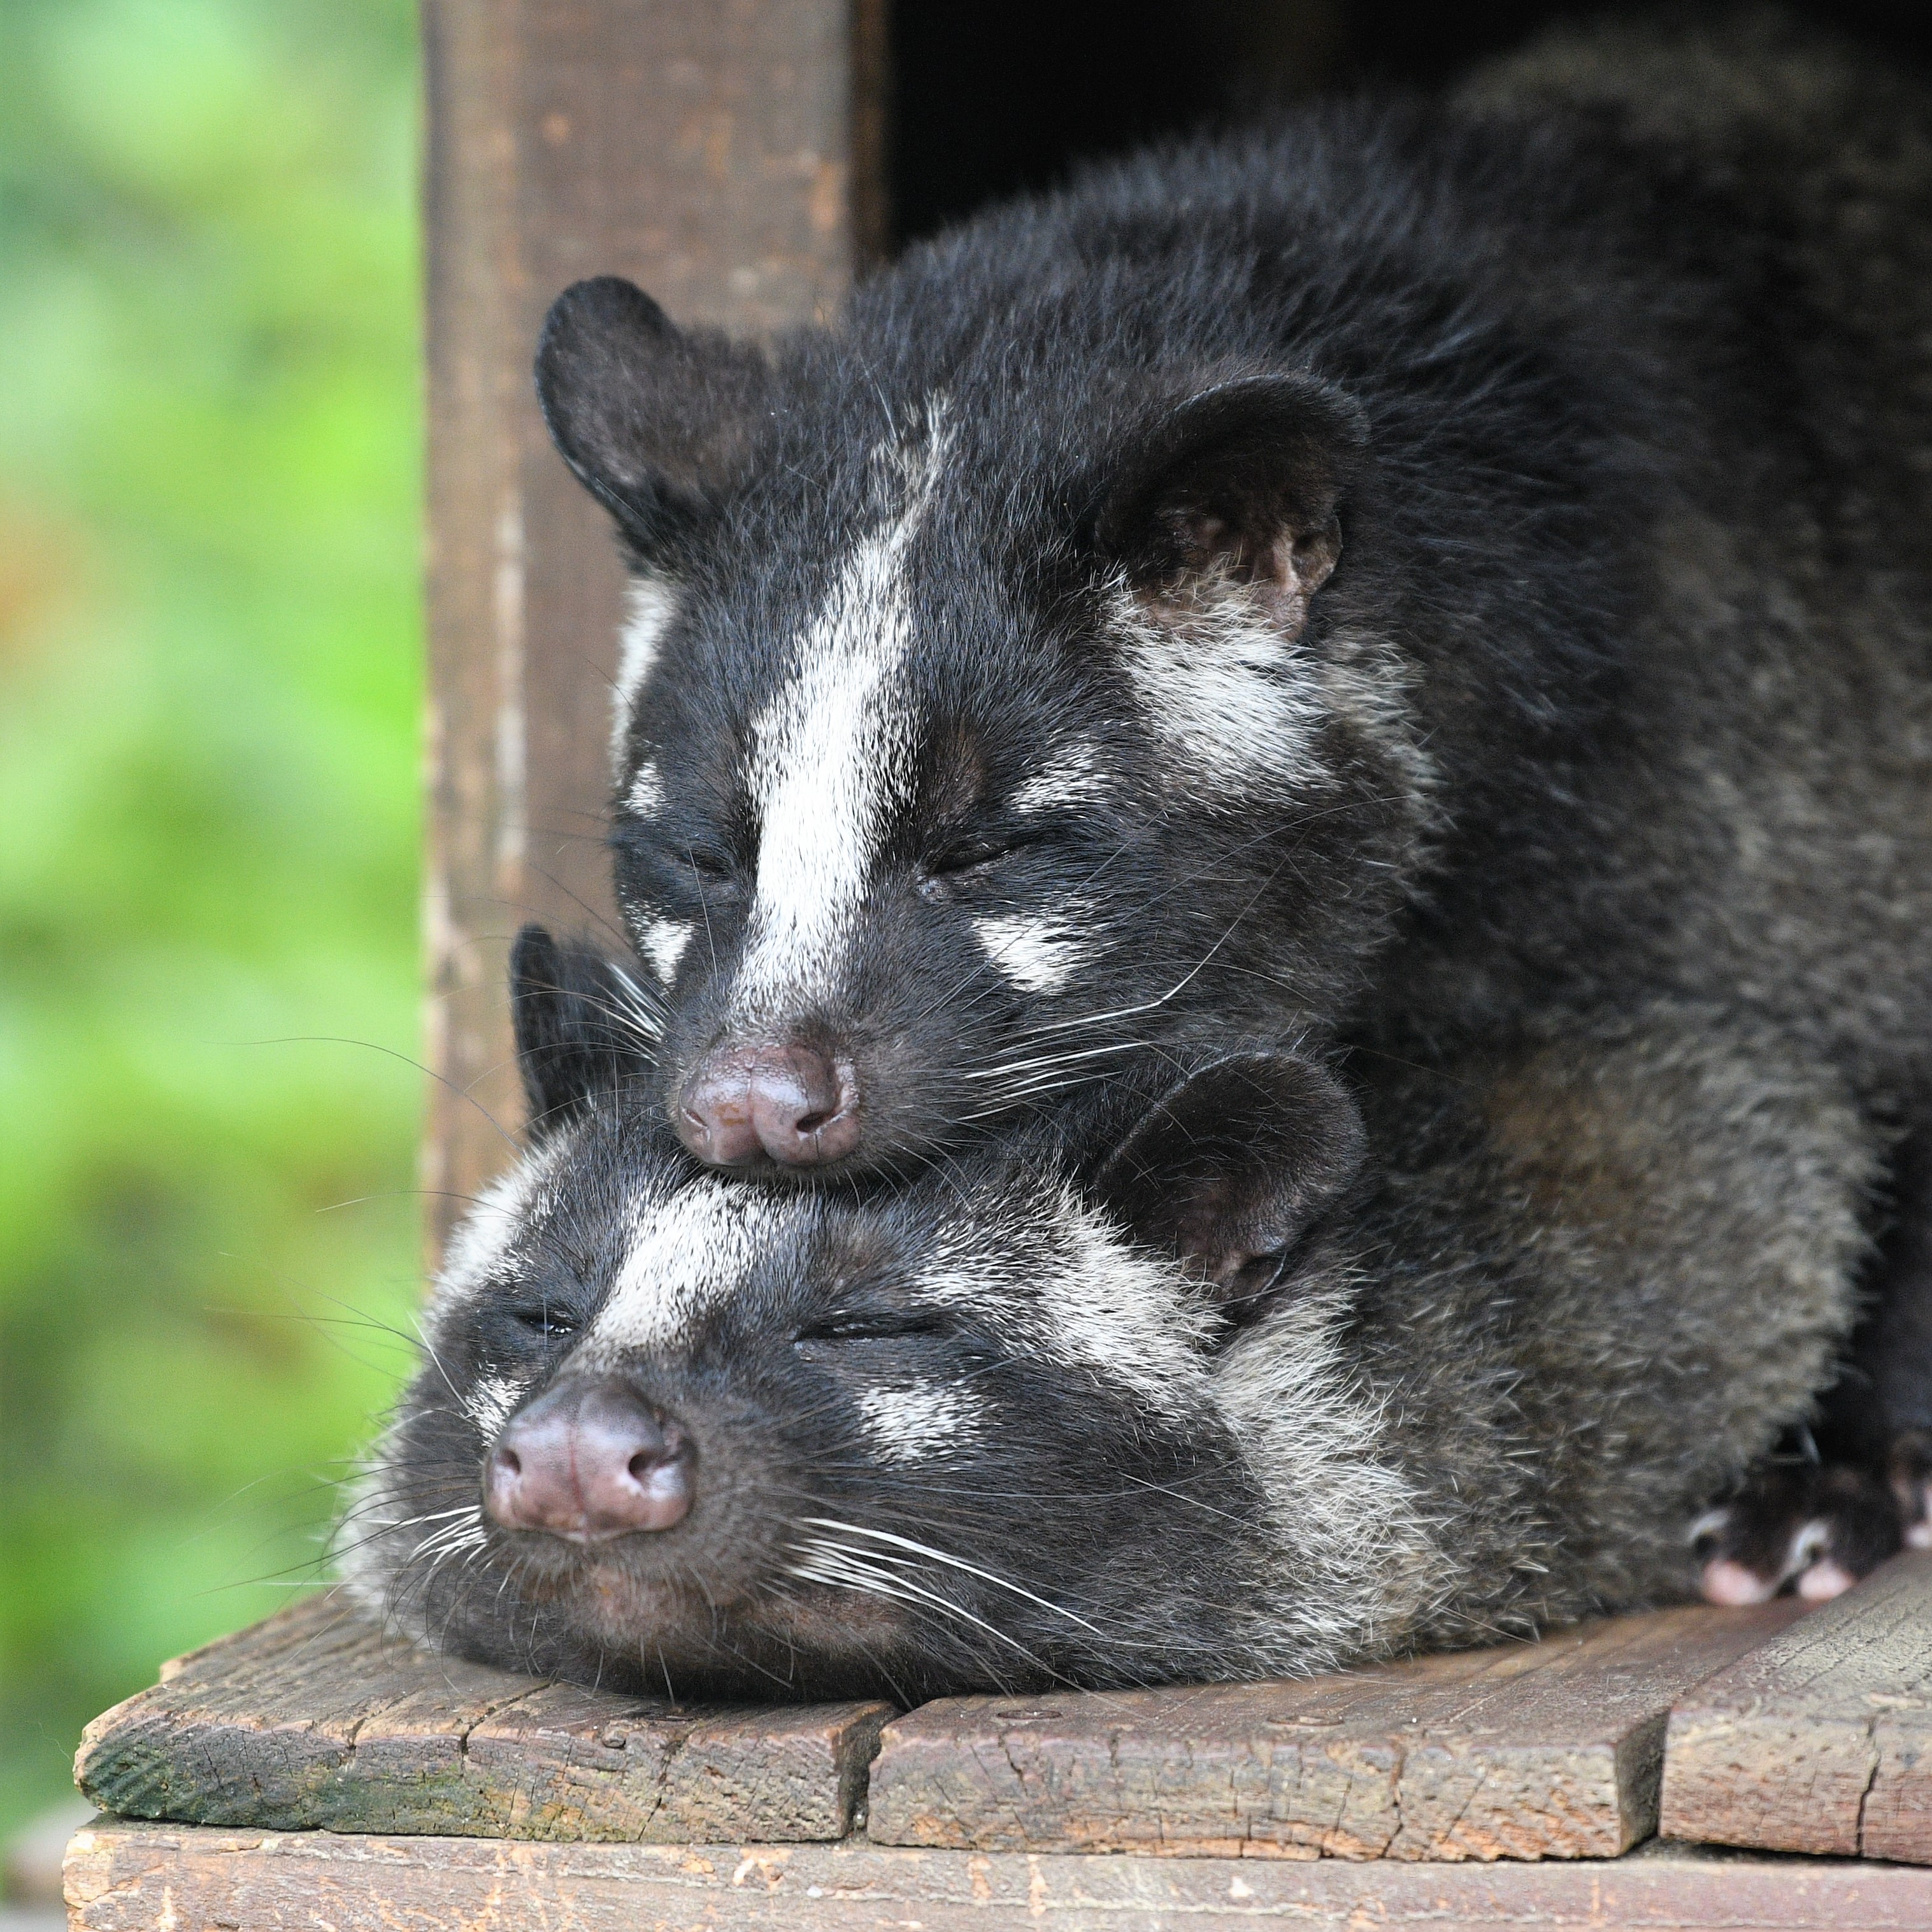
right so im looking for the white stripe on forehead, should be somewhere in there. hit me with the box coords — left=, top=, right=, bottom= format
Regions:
left=731, top=401, right=952, bottom=1017
left=1010, top=741, right=1110, bottom=815
left=576, top=1174, right=796, bottom=1362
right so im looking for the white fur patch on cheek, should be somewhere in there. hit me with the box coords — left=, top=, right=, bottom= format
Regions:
left=1010, top=741, right=1110, bottom=815
left=462, top=1373, right=520, bottom=1442
left=855, top=1382, right=978, bottom=1463
left=1041, top=1199, right=1214, bottom=1410
left=915, top=1185, right=1209, bottom=1418
left=612, top=576, right=680, bottom=775
left=576, top=1178, right=791, bottom=1363
left=1111, top=578, right=1324, bottom=798
left=626, top=759, right=665, bottom=816
left=640, top=916, right=694, bottom=982
left=1208, top=1281, right=1434, bottom=1671
left=971, top=910, right=1094, bottom=994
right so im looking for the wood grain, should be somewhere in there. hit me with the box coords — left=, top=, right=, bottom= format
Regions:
left=1661, top=1547, right=1932, bottom=1863
left=421, top=0, right=884, bottom=1258
left=867, top=1602, right=1808, bottom=1861
left=73, top=1596, right=889, bottom=1844
left=66, top=1819, right=1932, bottom=1931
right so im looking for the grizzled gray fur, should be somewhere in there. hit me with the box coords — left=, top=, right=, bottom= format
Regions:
left=536, top=17, right=1931, bottom=1580
left=347, top=18, right=1932, bottom=1689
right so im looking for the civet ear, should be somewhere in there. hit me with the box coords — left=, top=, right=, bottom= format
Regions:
left=509, top=924, right=658, bottom=1137
left=534, top=276, right=773, bottom=561
left=1096, top=1052, right=1366, bottom=1315
left=1096, top=375, right=1368, bottom=633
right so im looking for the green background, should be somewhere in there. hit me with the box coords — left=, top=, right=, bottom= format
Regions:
left=0, top=0, right=422, bottom=1840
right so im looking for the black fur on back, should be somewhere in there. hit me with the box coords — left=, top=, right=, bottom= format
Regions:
left=533, top=15, right=1931, bottom=1196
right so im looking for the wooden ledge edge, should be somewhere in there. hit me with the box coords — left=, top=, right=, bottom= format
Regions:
left=64, top=1816, right=1932, bottom=1931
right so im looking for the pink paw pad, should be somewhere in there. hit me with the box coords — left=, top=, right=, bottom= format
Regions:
left=1691, top=1461, right=1901, bottom=1606
left=1887, top=1430, right=1932, bottom=1549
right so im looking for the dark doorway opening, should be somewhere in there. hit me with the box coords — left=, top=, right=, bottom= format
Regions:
left=887, top=1, right=1932, bottom=246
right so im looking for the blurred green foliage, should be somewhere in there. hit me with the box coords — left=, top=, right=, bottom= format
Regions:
left=0, top=0, right=422, bottom=1837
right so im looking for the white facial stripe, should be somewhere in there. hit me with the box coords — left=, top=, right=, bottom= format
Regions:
left=855, top=1382, right=978, bottom=1464
left=641, top=916, right=694, bottom=982
left=578, top=1177, right=791, bottom=1362
left=462, top=1373, right=520, bottom=1442
left=613, top=576, right=680, bottom=775
left=1010, top=741, right=1109, bottom=815
left=626, top=759, right=665, bottom=816
left=1111, top=576, right=1324, bottom=799
left=431, top=1136, right=576, bottom=1319
left=971, top=910, right=1094, bottom=994
left=1210, top=1278, right=1434, bottom=1675
left=1042, top=1198, right=1216, bottom=1408
left=733, top=403, right=952, bottom=1015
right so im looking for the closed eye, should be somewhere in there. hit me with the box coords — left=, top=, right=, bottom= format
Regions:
left=931, top=840, right=1014, bottom=875
left=610, top=819, right=743, bottom=906
left=919, top=830, right=1041, bottom=891
left=509, top=1306, right=579, bottom=1340
left=795, top=1310, right=952, bottom=1344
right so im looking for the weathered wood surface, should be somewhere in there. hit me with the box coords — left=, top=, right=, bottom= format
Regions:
left=421, top=0, right=885, bottom=1255
left=65, top=1820, right=1932, bottom=1932
left=868, top=1602, right=1808, bottom=1862
left=1661, top=1548, right=1932, bottom=1864
left=72, top=1595, right=889, bottom=1845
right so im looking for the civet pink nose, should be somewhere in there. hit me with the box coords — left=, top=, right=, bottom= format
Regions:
left=676, top=1041, right=861, bottom=1168
left=484, top=1377, right=694, bottom=1540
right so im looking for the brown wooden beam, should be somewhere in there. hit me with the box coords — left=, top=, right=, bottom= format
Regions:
left=420, top=0, right=884, bottom=1255
left=1661, top=1549, right=1932, bottom=1863
left=73, top=1597, right=889, bottom=1846
left=71, top=1594, right=1805, bottom=1866
left=65, top=1820, right=1932, bottom=1931
left=868, top=1602, right=1805, bottom=1862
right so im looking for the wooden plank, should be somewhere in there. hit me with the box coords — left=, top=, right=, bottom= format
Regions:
left=64, top=1820, right=1932, bottom=1931
left=1661, top=1548, right=1932, bottom=1863
left=866, top=1602, right=1808, bottom=1861
left=72, top=1596, right=889, bottom=1845
left=420, top=0, right=885, bottom=1256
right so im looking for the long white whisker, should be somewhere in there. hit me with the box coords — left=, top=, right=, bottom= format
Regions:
left=799, top=1517, right=1108, bottom=1636
left=787, top=1539, right=1057, bottom=1666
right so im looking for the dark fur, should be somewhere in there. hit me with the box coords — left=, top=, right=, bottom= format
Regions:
left=348, top=938, right=1370, bottom=1696
left=1695, top=1122, right=1932, bottom=1592
left=538, top=19, right=1929, bottom=1243
left=527, top=18, right=1932, bottom=1603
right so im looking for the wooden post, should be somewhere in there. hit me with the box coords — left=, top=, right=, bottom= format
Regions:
left=420, top=0, right=885, bottom=1254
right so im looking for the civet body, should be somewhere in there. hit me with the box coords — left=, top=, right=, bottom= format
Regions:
left=352, top=20, right=1932, bottom=1674
left=348, top=931, right=1923, bottom=1695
